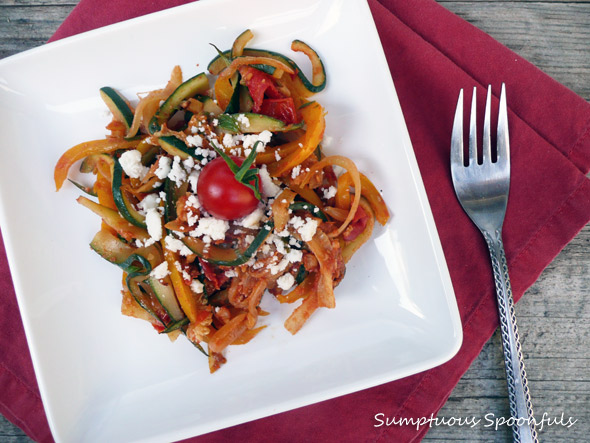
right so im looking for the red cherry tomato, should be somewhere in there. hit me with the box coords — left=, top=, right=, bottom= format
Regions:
left=197, top=156, right=260, bottom=220
left=260, top=97, right=300, bottom=125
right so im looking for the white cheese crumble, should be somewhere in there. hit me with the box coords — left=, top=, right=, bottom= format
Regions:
left=277, top=273, right=295, bottom=291
left=187, top=170, right=200, bottom=193
left=183, top=156, right=195, bottom=170
left=154, top=156, right=172, bottom=179
left=145, top=209, right=163, bottom=241
left=237, top=114, right=250, bottom=128
left=223, top=133, right=237, bottom=148
left=193, top=217, right=229, bottom=241
left=285, top=248, right=303, bottom=264
left=139, top=193, right=160, bottom=212
left=289, top=216, right=319, bottom=242
left=323, top=186, right=337, bottom=200
left=187, top=194, right=201, bottom=209
left=165, top=235, right=193, bottom=256
left=259, top=165, right=282, bottom=198
left=190, top=279, right=204, bottom=293
left=185, top=134, right=203, bottom=148
left=291, top=165, right=302, bottom=179
left=269, top=259, right=290, bottom=275
left=119, top=150, right=148, bottom=179
left=150, top=261, right=169, bottom=280
left=239, top=207, right=264, bottom=229
left=168, top=156, right=187, bottom=184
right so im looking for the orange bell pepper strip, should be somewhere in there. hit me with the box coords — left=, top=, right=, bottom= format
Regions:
left=255, top=137, right=301, bottom=164
left=54, top=138, right=141, bottom=191
left=214, top=74, right=236, bottom=112
left=336, top=172, right=390, bottom=226
left=94, top=174, right=117, bottom=210
left=163, top=248, right=201, bottom=324
left=268, top=101, right=325, bottom=177
left=76, top=196, right=149, bottom=242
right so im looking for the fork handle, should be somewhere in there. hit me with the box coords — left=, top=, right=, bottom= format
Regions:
left=483, top=229, right=539, bottom=443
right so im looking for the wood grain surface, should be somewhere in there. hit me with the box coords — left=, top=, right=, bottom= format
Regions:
left=1, top=1, right=589, bottom=442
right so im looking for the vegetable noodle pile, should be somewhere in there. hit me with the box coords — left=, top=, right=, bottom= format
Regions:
left=54, top=30, right=390, bottom=372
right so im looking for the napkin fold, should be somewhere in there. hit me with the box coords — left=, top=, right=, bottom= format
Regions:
left=3, top=0, right=590, bottom=442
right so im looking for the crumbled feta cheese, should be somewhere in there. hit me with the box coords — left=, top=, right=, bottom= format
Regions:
left=275, top=150, right=282, bottom=161
left=145, top=209, right=163, bottom=241
left=225, top=269, right=238, bottom=278
left=150, top=261, right=169, bottom=280
left=258, top=130, right=272, bottom=145
left=289, top=216, right=318, bottom=242
left=323, top=186, right=337, bottom=200
left=186, top=209, right=199, bottom=227
left=164, top=235, right=193, bottom=256
left=240, top=130, right=273, bottom=151
left=277, top=273, right=295, bottom=291
left=183, top=156, right=195, bottom=170
left=285, top=248, right=303, bottom=263
left=119, top=150, right=148, bottom=179
left=269, top=259, right=289, bottom=275
left=237, top=114, right=250, bottom=128
left=168, top=156, right=187, bottom=184
left=193, top=217, right=229, bottom=241
left=272, top=235, right=288, bottom=255
left=291, top=165, right=302, bottom=179
left=186, top=134, right=203, bottom=148
left=259, top=165, right=281, bottom=198
left=187, top=170, right=200, bottom=193
left=223, top=133, right=237, bottom=148
left=276, top=229, right=290, bottom=237
left=239, top=207, right=264, bottom=229
left=139, top=194, right=160, bottom=212
left=190, top=279, right=204, bottom=293
left=187, top=194, right=200, bottom=209
left=154, top=156, right=172, bottom=179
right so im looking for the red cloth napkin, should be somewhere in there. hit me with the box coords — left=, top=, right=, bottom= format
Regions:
left=3, top=0, right=590, bottom=442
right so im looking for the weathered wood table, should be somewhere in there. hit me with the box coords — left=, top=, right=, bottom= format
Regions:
left=1, top=1, right=588, bottom=441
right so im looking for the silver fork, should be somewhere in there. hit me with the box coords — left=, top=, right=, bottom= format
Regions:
left=451, top=84, right=538, bottom=443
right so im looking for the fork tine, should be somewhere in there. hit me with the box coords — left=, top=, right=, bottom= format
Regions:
left=497, top=83, right=510, bottom=166
left=469, top=87, right=478, bottom=165
left=451, top=89, right=464, bottom=167
left=482, top=85, right=492, bottom=163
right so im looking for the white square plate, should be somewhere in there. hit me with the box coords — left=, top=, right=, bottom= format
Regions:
left=0, top=0, right=462, bottom=441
